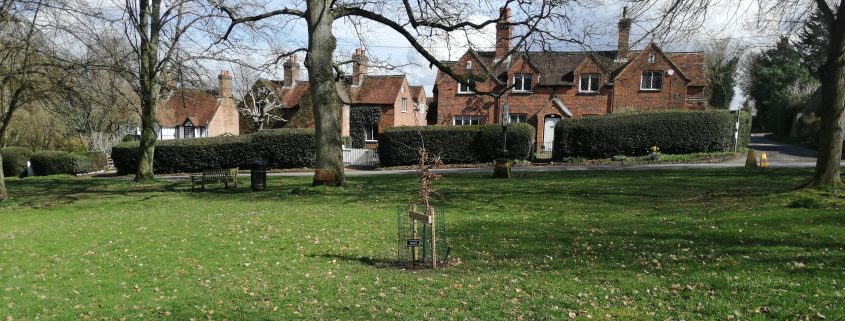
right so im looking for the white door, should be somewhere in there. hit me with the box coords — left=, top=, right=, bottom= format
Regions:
left=543, top=116, right=561, bottom=151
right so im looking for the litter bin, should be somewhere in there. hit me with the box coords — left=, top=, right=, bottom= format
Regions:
left=251, top=160, right=267, bottom=191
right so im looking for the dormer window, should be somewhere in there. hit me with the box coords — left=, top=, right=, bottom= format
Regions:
left=579, top=74, right=600, bottom=93
left=513, top=74, right=532, bottom=92
left=183, top=119, right=195, bottom=138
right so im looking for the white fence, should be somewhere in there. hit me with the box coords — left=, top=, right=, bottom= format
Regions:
left=343, top=147, right=379, bottom=167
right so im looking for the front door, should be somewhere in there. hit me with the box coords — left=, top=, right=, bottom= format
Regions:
left=543, top=115, right=561, bottom=151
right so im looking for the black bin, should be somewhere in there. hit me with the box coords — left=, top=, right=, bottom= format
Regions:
left=251, top=160, right=267, bottom=191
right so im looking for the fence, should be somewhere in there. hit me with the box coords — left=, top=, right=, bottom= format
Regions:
left=343, top=147, right=380, bottom=167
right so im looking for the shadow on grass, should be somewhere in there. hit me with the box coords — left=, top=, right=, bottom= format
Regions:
left=310, top=253, right=397, bottom=268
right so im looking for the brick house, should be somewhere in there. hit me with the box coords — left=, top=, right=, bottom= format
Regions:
left=433, top=8, right=706, bottom=151
left=154, top=70, right=240, bottom=140
left=241, top=50, right=427, bottom=148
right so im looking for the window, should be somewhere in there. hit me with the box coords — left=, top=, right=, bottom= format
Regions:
left=183, top=120, right=195, bottom=138
left=509, top=114, right=527, bottom=124
left=365, top=124, right=378, bottom=142
left=579, top=74, right=600, bottom=93
left=641, top=71, right=663, bottom=91
left=453, top=115, right=480, bottom=126
left=513, top=74, right=532, bottom=92
left=647, top=54, right=656, bottom=63
left=458, top=79, right=474, bottom=94
left=401, top=98, right=408, bottom=112
left=466, top=61, right=472, bottom=69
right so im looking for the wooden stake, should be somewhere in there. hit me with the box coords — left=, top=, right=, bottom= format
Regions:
left=430, top=207, right=437, bottom=268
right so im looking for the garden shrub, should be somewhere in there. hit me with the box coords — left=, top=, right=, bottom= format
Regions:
left=30, top=150, right=94, bottom=176
left=111, top=128, right=316, bottom=175
left=1, top=146, right=33, bottom=177
left=85, top=151, right=109, bottom=171
left=378, top=124, right=535, bottom=166
left=554, top=110, right=751, bottom=159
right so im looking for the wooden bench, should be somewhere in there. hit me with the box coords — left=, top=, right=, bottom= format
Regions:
left=191, top=168, right=238, bottom=191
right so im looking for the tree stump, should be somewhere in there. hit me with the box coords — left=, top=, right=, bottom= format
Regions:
left=493, top=158, right=511, bottom=178
left=313, top=169, right=337, bottom=186
left=745, top=150, right=758, bottom=168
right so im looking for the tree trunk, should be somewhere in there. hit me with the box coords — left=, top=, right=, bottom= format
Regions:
left=809, top=19, right=845, bottom=187
left=134, top=0, right=161, bottom=182
left=0, top=153, right=7, bottom=201
left=135, top=98, right=158, bottom=181
left=306, top=0, right=345, bottom=187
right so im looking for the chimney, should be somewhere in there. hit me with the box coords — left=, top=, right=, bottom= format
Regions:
left=352, top=48, right=368, bottom=86
left=495, top=7, right=512, bottom=62
left=618, top=7, right=632, bottom=60
left=283, top=55, right=300, bottom=88
left=218, top=70, right=232, bottom=99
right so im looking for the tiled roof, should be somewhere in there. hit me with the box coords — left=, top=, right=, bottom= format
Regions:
left=157, top=89, right=220, bottom=127
left=468, top=48, right=703, bottom=87
left=410, top=85, right=425, bottom=102
left=666, top=52, right=705, bottom=86
left=353, top=75, right=405, bottom=105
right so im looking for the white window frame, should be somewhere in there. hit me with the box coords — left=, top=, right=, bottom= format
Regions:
left=457, top=80, right=474, bottom=94
left=401, top=98, right=408, bottom=113
left=365, top=124, right=378, bottom=142
left=640, top=71, right=664, bottom=91
left=579, top=74, right=600, bottom=93
left=509, top=114, right=527, bottom=124
left=513, top=73, right=532, bottom=92
left=453, top=115, right=480, bottom=126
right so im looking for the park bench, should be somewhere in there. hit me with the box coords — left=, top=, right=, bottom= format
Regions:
left=191, top=168, right=238, bottom=191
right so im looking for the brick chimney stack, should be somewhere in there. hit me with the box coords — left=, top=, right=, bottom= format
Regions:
left=218, top=70, right=232, bottom=99
left=495, top=7, right=512, bottom=62
left=283, top=55, right=300, bottom=88
left=352, top=48, right=368, bottom=86
left=618, top=6, right=632, bottom=60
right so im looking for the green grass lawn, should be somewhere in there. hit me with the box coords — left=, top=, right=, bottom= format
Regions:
left=1, top=169, right=843, bottom=320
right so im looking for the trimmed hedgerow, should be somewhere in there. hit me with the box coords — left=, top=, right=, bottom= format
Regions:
left=349, top=106, right=382, bottom=148
left=378, top=124, right=535, bottom=166
left=475, top=123, right=536, bottom=161
left=250, top=128, right=315, bottom=169
left=1, top=147, right=33, bottom=177
left=553, top=110, right=751, bottom=160
left=30, top=151, right=94, bottom=176
left=111, top=128, right=316, bottom=175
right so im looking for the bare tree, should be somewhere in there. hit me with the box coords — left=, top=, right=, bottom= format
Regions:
left=59, top=0, right=224, bottom=181
left=239, top=85, right=287, bottom=130
left=0, top=0, right=53, bottom=201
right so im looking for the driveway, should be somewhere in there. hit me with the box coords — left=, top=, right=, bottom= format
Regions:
left=725, top=134, right=837, bottom=167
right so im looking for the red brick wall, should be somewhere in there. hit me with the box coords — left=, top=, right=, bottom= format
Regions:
left=435, top=47, right=706, bottom=149
left=612, top=46, right=690, bottom=112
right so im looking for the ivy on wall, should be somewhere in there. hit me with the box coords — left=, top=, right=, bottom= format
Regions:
left=349, top=106, right=382, bottom=148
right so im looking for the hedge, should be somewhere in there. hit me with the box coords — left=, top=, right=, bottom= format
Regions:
left=111, top=128, right=316, bottom=175
left=378, top=124, right=535, bottom=166
left=553, top=111, right=751, bottom=159
left=1, top=147, right=33, bottom=177
left=30, top=151, right=94, bottom=176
